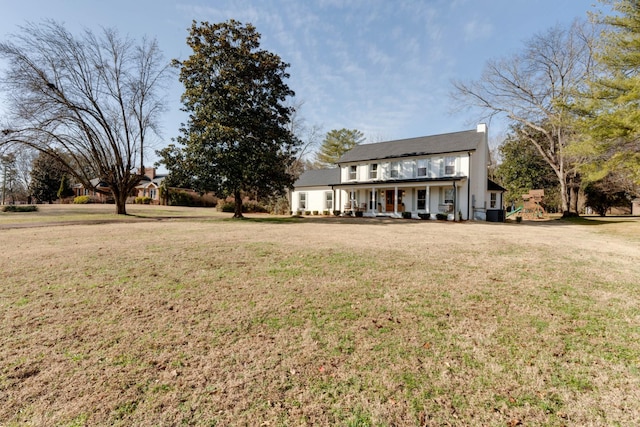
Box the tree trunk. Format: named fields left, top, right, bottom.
left=233, top=190, right=244, bottom=219
left=559, top=178, right=572, bottom=218
left=114, top=190, right=128, bottom=215
left=570, top=184, right=579, bottom=214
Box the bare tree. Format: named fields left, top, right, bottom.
left=0, top=21, right=170, bottom=214
left=287, top=100, right=323, bottom=175
left=452, top=20, right=597, bottom=216
left=12, top=147, right=37, bottom=202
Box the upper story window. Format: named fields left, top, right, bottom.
left=417, top=159, right=429, bottom=177
left=445, top=157, right=456, bottom=175
left=299, top=192, right=307, bottom=209
left=349, top=165, right=357, bottom=180
left=369, top=163, right=378, bottom=179
left=390, top=162, right=399, bottom=178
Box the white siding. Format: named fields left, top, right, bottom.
left=291, top=187, right=335, bottom=213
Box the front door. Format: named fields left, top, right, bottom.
left=386, top=189, right=404, bottom=212
left=385, top=190, right=394, bottom=212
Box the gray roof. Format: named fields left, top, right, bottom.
left=294, top=168, right=340, bottom=188
left=337, top=129, right=483, bottom=164
left=488, top=179, right=507, bottom=192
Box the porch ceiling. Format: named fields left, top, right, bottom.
left=332, top=176, right=466, bottom=189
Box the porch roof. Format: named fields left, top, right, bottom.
left=488, top=179, right=507, bottom=192
left=332, top=176, right=465, bottom=188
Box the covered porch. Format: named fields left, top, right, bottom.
left=335, top=178, right=467, bottom=219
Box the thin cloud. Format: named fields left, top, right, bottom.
left=463, top=18, right=494, bottom=42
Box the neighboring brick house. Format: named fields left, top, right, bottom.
left=292, top=124, right=506, bottom=221
left=72, top=168, right=167, bottom=204
left=134, top=168, right=167, bottom=203
left=72, top=178, right=111, bottom=202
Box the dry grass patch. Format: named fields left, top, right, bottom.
left=0, top=204, right=221, bottom=228
left=1, top=210, right=639, bottom=426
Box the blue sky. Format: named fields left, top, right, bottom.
left=0, top=0, right=603, bottom=158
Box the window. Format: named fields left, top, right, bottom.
left=390, top=162, right=399, bottom=178
left=444, top=188, right=454, bottom=204
left=349, top=165, right=357, bottom=180
left=436, top=158, right=444, bottom=176
left=369, top=190, right=378, bottom=210
left=325, top=191, right=333, bottom=210
left=417, top=189, right=426, bottom=210
left=490, top=193, right=497, bottom=208
left=369, top=163, right=378, bottom=179
left=299, top=192, right=307, bottom=210
left=417, top=159, right=428, bottom=177
left=445, top=157, right=456, bottom=175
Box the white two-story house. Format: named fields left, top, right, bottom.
left=292, top=124, right=505, bottom=221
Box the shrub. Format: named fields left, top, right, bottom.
left=135, top=196, right=152, bottom=204
left=333, top=210, right=341, bottom=216
left=220, top=201, right=236, bottom=212
left=169, top=191, right=196, bottom=207
left=243, top=200, right=269, bottom=213
left=436, top=213, right=448, bottom=221
left=219, top=200, right=269, bottom=213
left=312, top=210, right=319, bottom=215
left=402, top=211, right=412, bottom=219
left=2, top=205, right=38, bottom=212
left=169, top=190, right=217, bottom=207
left=264, top=195, right=290, bottom=215
left=73, top=195, right=92, bottom=204
left=323, top=210, right=330, bottom=216
left=305, top=211, right=311, bottom=216
left=418, top=213, right=430, bottom=220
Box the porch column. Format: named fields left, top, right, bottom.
left=371, top=187, right=375, bottom=212
left=426, top=186, right=430, bottom=213
left=333, top=189, right=337, bottom=212
left=453, top=183, right=458, bottom=221
left=394, top=186, right=398, bottom=214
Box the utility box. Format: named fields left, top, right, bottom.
left=486, top=209, right=505, bottom=222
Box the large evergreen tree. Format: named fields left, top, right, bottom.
left=29, top=151, right=69, bottom=203
left=315, top=128, right=365, bottom=167
left=576, top=0, right=640, bottom=186
left=160, top=20, right=300, bottom=218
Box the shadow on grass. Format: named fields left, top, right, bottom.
left=226, top=215, right=431, bottom=226
left=560, top=216, right=632, bottom=226
left=512, top=216, right=637, bottom=227
left=222, top=216, right=303, bottom=224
